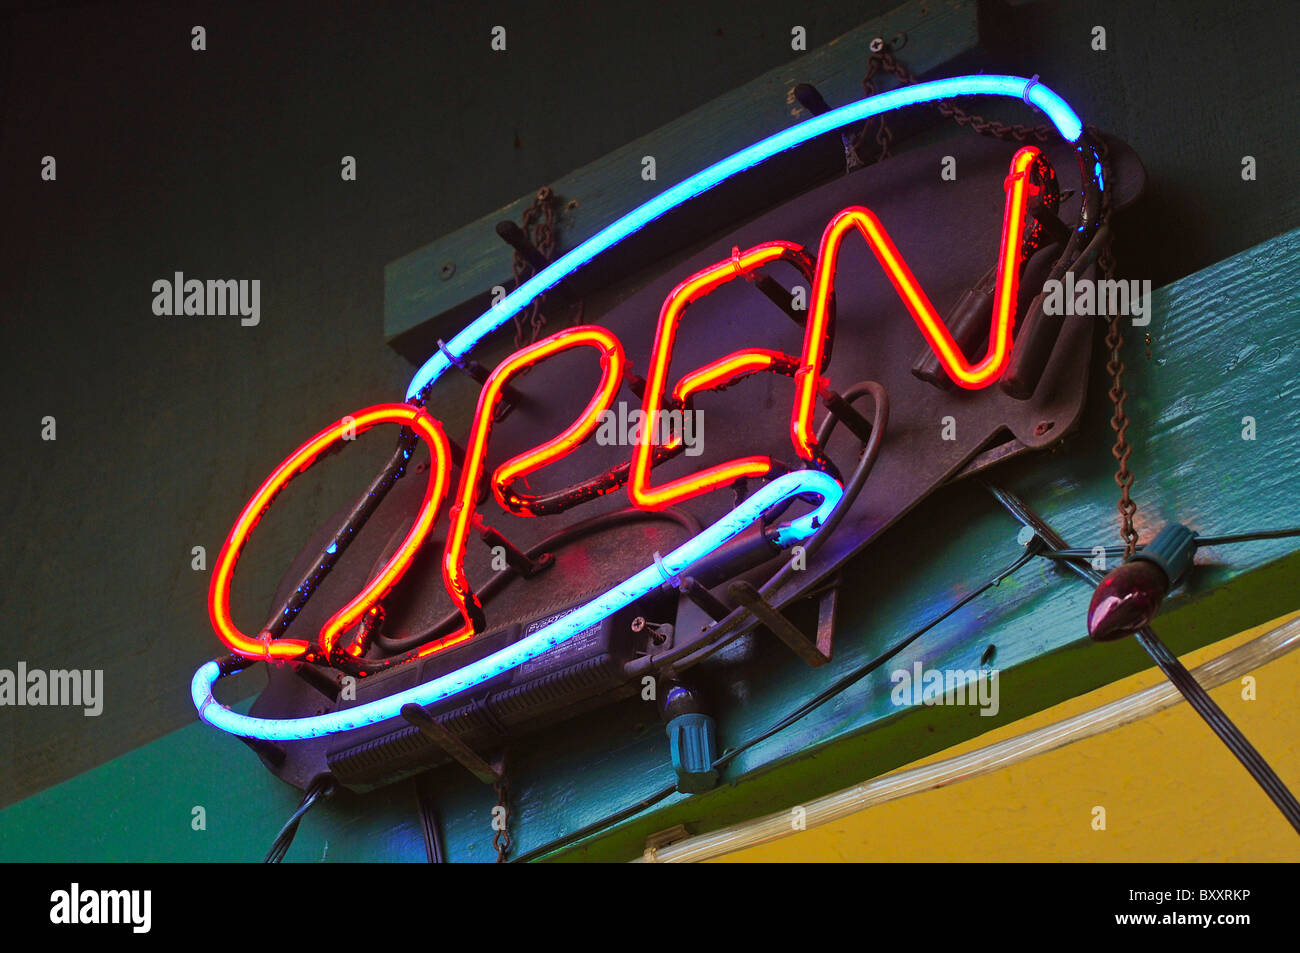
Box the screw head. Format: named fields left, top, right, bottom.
left=439, top=262, right=456, bottom=280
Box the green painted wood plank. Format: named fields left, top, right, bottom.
left=382, top=0, right=979, bottom=350
left=2, top=229, right=1296, bottom=862
left=0, top=698, right=422, bottom=863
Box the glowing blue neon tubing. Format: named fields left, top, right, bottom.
left=406, top=74, right=1083, bottom=402
left=194, top=469, right=843, bottom=740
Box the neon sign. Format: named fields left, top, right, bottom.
left=194, top=75, right=1096, bottom=742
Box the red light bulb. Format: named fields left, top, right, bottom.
left=1086, top=559, right=1170, bottom=641
left=1086, top=523, right=1197, bottom=642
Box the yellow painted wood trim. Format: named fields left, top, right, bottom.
left=715, top=610, right=1300, bottom=862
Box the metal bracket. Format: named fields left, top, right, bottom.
left=642, top=823, right=692, bottom=860
left=728, top=579, right=835, bottom=667
left=435, top=338, right=521, bottom=418
left=478, top=521, right=555, bottom=578
left=401, top=703, right=504, bottom=786
left=679, top=575, right=730, bottom=621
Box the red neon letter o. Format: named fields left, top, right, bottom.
left=208, top=403, right=452, bottom=661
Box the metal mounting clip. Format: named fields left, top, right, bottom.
left=728, top=579, right=836, bottom=667
left=401, top=703, right=504, bottom=786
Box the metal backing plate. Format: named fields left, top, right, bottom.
left=252, top=131, right=1144, bottom=789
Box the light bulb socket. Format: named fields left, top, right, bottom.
left=665, top=712, right=719, bottom=794
left=1127, top=522, right=1196, bottom=586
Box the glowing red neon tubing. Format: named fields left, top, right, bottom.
left=492, top=329, right=626, bottom=516
left=791, top=146, right=1044, bottom=459
left=439, top=326, right=625, bottom=650
left=630, top=241, right=809, bottom=510
left=671, top=349, right=799, bottom=404
left=657, top=349, right=800, bottom=454
left=208, top=403, right=452, bottom=661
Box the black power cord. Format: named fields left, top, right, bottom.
left=711, top=544, right=1040, bottom=772
left=415, top=774, right=446, bottom=863
left=263, top=777, right=335, bottom=863
left=1038, top=526, right=1300, bottom=563
left=511, top=784, right=679, bottom=864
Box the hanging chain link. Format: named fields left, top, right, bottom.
left=1091, top=131, right=1139, bottom=558
left=509, top=187, right=585, bottom=347
left=862, top=44, right=1138, bottom=553
left=854, top=43, right=1053, bottom=167
left=1102, top=259, right=1138, bottom=558
left=492, top=771, right=512, bottom=862
left=510, top=187, right=557, bottom=347
left=857, top=45, right=901, bottom=163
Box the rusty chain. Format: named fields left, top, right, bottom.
left=862, top=45, right=1138, bottom=554
left=1091, top=131, right=1140, bottom=557
left=854, top=43, right=1053, bottom=167
left=510, top=187, right=557, bottom=346
left=856, top=46, right=900, bottom=163
left=509, top=186, right=585, bottom=347
left=1102, top=255, right=1138, bottom=558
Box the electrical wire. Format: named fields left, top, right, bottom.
left=712, top=542, right=1040, bottom=770
left=263, top=777, right=334, bottom=863
left=983, top=480, right=1300, bottom=834
left=510, top=784, right=680, bottom=864
left=513, top=500, right=1300, bottom=860
left=1189, top=527, right=1300, bottom=547
left=415, top=774, right=445, bottom=863
left=511, top=536, right=1037, bottom=863
left=1039, top=525, right=1300, bottom=562
left=638, top=612, right=1300, bottom=862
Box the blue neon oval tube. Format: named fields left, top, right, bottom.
left=193, top=75, right=1085, bottom=742
left=194, top=468, right=842, bottom=740
left=405, top=75, right=1083, bottom=402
